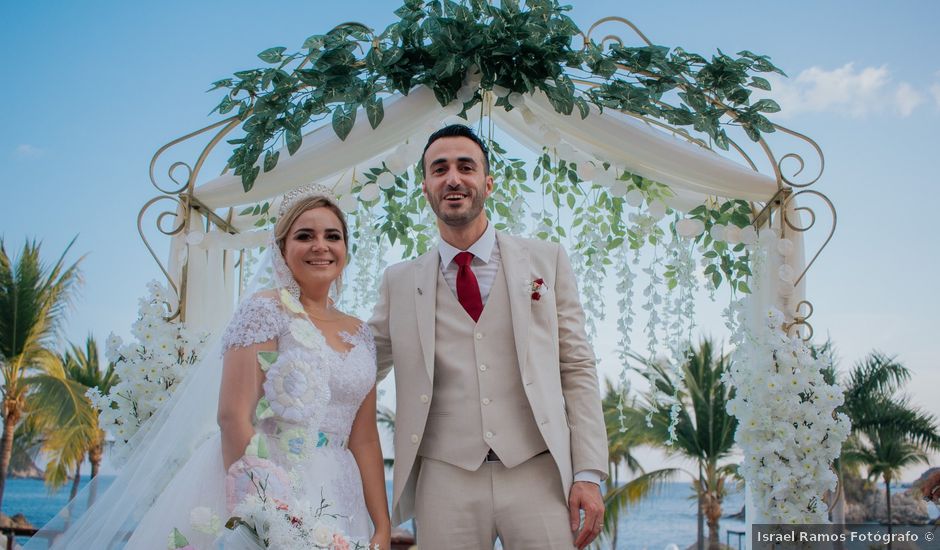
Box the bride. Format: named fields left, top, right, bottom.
left=27, top=185, right=391, bottom=549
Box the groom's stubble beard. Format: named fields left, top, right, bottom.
left=427, top=184, right=486, bottom=228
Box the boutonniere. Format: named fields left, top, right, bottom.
left=529, top=278, right=545, bottom=301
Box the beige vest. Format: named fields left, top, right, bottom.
left=418, top=266, right=548, bottom=470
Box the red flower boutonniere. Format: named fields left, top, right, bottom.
left=529, top=278, right=545, bottom=301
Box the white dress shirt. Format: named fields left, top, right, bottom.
left=437, top=224, right=602, bottom=487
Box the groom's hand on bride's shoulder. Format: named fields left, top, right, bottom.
left=569, top=480, right=604, bottom=549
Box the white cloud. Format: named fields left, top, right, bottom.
left=14, top=144, right=43, bottom=159
left=765, top=63, right=927, bottom=118
left=894, top=82, right=924, bottom=117
left=931, top=83, right=940, bottom=109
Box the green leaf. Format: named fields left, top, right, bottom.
left=752, top=98, right=781, bottom=113
left=575, top=97, right=590, bottom=119
left=258, top=47, right=286, bottom=64
left=332, top=104, right=357, bottom=141
left=749, top=76, right=771, bottom=90
left=171, top=528, right=189, bottom=548
left=365, top=95, right=384, bottom=129
left=738, top=281, right=752, bottom=293
left=286, top=128, right=302, bottom=155
left=238, top=206, right=254, bottom=216
left=263, top=150, right=279, bottom=173
left=303, top=34, right=326, bottom=50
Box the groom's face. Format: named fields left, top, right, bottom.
left=422, top=136, right=493, bottom=228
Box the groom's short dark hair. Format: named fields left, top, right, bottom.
left=421, top=124, right=490, bottom=176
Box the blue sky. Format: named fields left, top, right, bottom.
left=2, top=1, right=939, bottom=479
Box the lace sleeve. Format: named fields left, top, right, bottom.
left=221, top=295, right=284, bottom=352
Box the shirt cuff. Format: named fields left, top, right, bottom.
left=573, top=470, right=604, bottom=486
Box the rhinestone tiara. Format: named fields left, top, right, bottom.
left=278, top=183, right=340, bottom=217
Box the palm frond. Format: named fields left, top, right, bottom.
left=602, top=468, right=679, bottom=534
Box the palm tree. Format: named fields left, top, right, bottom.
left=30, top=336, right=118, bottom=500
left=840, top=352, right=940, bottom=536
left=0, top=238, right=84, bottom=508
left=600, top=380, right=678, bottom=549
left=626, top=339, right=738, bottom=550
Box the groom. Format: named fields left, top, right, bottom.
left=369, top=124, right=608, bottom=549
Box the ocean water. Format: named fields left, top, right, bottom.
left=3, top=478, right=752, bottom=549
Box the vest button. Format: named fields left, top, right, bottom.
left=482, top=398, right=491, bottom=405
left=475, top=332, right=483, bottom=340
left=479, top=364, right=487, bottom=372
left=484, top=431, right=494, bottom=439
left=410, top=434, right=419, bottom=444
left=420, top=394, right=429, bottom=404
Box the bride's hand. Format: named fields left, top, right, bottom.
left=369, top=527, right=391, bottom=550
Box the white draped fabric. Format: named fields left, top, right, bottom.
left=178, top=82, right=804, bottom=344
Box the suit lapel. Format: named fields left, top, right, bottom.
left=414, top=251, right=439, bottom=382
left=498, top=233, right=531, bottom=378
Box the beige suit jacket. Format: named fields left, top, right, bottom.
left=368, top=231, right=609, bottom=525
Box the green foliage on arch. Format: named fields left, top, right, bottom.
left=211, top=0, right=784, bottom=193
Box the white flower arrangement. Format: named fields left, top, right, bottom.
left=87, top=281, right=209, bottom=464
left=723, top=235, right=850, bottom=523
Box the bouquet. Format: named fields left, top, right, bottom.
left=169, top=475, right=375, bottom=550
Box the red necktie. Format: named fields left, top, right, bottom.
left=454, top=251, right=483, bottom=322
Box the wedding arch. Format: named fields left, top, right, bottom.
left=131, top=0, right=843, bottom=543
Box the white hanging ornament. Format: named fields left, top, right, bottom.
left=456, top=85, right=477, bottom=104
left=778, top=264, right=795, bottom=284
left=384, top=153, right=406, bottom=176
left=376, top=172, right=396, bottom=190
left=185, top=232, right=205, bottom=246
left=338, top=193, right=358, bottom=213
left=709, top=224, right=727, bottom=241
left=594, top=167, right=615, bottom=189
left=740, top=225, right=759, bottom=245
left=676, top=218, right=705, bottom=238
left=507, top=92, right=524, bottom=107
left=777, top=238, right=795, bottom=257
left=648, top=200, right=667, bottom=220
left=576, top=162, right=596, bottom=182
left=609, top=180, right=628, bottom=198
left=359, top=183, right=380, bottom=202
left=624, top=189, right=644, bottom=208
left=724, top=225, right=742, bottom=244
left=758, top=227, right=778, bottom=246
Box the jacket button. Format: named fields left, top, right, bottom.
left=420, top=394, right=429, bottom=403
left=475, top=332, right=483, bottom=340
left=411, top=434, right=419, bottom=444
left=482, top=398, right=491, bottom=405
left=479, top=364, right=487, bottom=372
left=484, top=431, right=494, bottom=439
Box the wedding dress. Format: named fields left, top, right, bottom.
left=26, top=239, right=377, bottom=549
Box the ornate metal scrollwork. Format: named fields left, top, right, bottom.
left=140, top=114, right=245, bottom=321
left=783, top=300, right=815, bottom=341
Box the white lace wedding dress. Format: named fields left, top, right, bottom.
left=29, top=290, right=376, bottom=550
left=221, top=292, right=376, bottom=536
left=123, top=291, right=377, bottom=548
